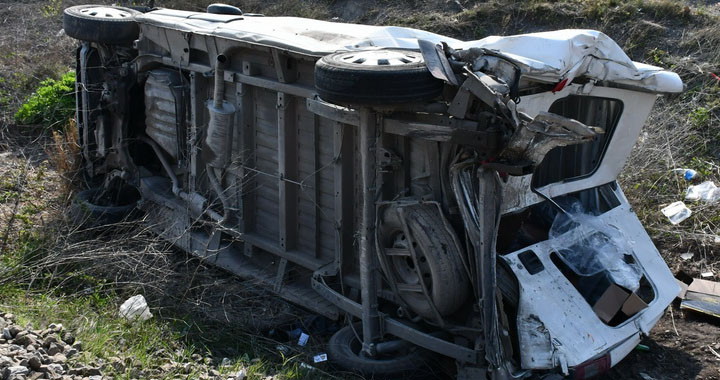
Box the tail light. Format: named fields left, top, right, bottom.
left=571, top=353, right=611, bottom=379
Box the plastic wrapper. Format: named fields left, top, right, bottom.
left=549, top=201, right=642, bottom=291
left=685, top=181, right=720, bottom=203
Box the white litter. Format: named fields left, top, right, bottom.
left=661, top=201, right=692, bottom=225
left=118, top=295, right=153, bottom=321
left=680, top=252, right=694, bottom=261
left=701, top=271, right=714, bottom=278
left=297, top=332, right=309, bottom=346
left=313, top=353, right=327, bottom=363
left=686, top=181, right=720, bottom=202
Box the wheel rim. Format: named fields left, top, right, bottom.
left=339, top=50, right=423, bottom=66
left=387, top=231, right=433, bottom=292
left=79, top=6, right=134, bottom=19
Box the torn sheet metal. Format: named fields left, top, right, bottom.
left=136, top=11, right=681, bottom=93
left=501, top=111, right=603, bottom=165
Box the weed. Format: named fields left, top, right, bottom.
left=14, top=71, right=75, bottom=129
left=690, top=106, right=711, bottom=127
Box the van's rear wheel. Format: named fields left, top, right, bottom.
left=327, top=323, right=435, bottom=379
left=63, top=5, right=140, bottom=44
left=314, top=49, right=443, bottom=105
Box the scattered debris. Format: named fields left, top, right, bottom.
left=686, top=181, right=720, bottom=202
left=118, top=295, right=153, bottom=321
left=639, top=372, right=657, bottom=380
left=702, top=271, right=715, bottom=278
left=673, top=168, right=698, bottom=181
left=635, top=344, right=650, bottom=352
left=297, top=332, right=309, bottom=346
left=680, top=278, right=720, bottom=319
left=313, top=353, right=328, bottom=363
left=661, top=201, right=692, bottom=225
left=680, top=252, right=695, bottom=261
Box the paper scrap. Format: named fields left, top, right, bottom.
left=298, top=332, right=309, bottom=346
left=313, top=353, right=327, bottom=363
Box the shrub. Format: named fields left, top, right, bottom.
left=14, top=71, right=75, bottom=128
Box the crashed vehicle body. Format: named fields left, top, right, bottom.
left=64, top=4, right=681, bottom=379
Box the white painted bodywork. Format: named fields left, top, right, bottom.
left=137, top=11, right=683, bottom=93
left=502, top=188, right=679, bottom=369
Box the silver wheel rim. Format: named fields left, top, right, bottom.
left=339, top=50, right=422, bottom=66
left=79, top=6, right=133, bottom=19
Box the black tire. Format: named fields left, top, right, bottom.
left=63, top=5, right=141, bottom=45
left=70, top=186, right=140, bottom=227
left=378, top=204, right=470, bottom=319
left=327, top=323, right=436, bottom=379
left=315, top=49, right=443, bottom=105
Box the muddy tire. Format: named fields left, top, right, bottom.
left=327, top=323, right=435, bottom=379
left=70, top=186, right=140, bottom=227
left=378, top=204, right=470, bottom=319
left=314, top=49, right=443, bottom=105
left=63, top=5, right=141, bottom=45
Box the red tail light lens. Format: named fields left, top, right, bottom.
left=572, top=353, right=611, bottom=379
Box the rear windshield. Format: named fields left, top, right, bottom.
left=532, top=95, right=623, bottom=188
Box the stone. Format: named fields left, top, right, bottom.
left=59, top=332, right=74, bottom=346
left=3, top=328, right=13, bottom=340
left=46, top=344, right=62, bottom=357
left=42, top=337, right=57, bottom=349
left=3, top=366, right=30, bottom=378
left=88, top=377, right=102, bottom=380
left=64, top=349, right=77, bottom=358
left=47, top=363, right=64, bottom=374
left=50, top=353, right=66, bottom=364
left=28, top=372, right=45, bottom=380
left=8, top=326, right=21, bottom=338
left=14, top=334, right=36, bottom=347
left=70, top=342, right=82, bottom=351
left=28, top=355, right=42, bottom=371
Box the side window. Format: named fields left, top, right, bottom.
left=532, top=96, right=623, bottom=188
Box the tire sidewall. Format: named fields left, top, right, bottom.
left=63, top=5, right=141, bottom=45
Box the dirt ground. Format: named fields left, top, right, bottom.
left=2, top=1, right=720, bottom=379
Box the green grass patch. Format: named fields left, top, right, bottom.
left=14, top=71, right=75, bottom=129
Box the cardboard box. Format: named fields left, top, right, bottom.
left=592, top=283, right=648, bottom=323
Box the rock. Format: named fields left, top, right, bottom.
left=88, top=376, right=102, bottom=380
left=8, top=326, right=20, bottom=338
left=46, top=344, right=62, bottom=357
left=5, top=314, right=15, bottom=321
left=3, top=366, right=30, bottom=378
left=50, top=353, right=66, bottom=364
left=14, top=334, right=35, bottom=347
left=42, top=337, right=57, bottom=349
left=64, top=349, right=77, bottom=358
left=3, top=328, right=13, bottom=340
left=28, top=355, right=42, bottom=371
left=0, top=355, right=13, bottom=366
left=59, top=332, right=73, bottom=346
left=160, top=363, right=173, bottom=373
left=70, top=342, right=81, bottom=351
left=28, top=372, right=44, bottom=380
left=47, top=363, right=64, bottom=375
left=209, top=369, right=220, bottom=377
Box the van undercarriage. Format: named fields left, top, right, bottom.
left=65, top=4, right=681, bottom=379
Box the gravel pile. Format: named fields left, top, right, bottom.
left=0, top=313, right=247, bottom=380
